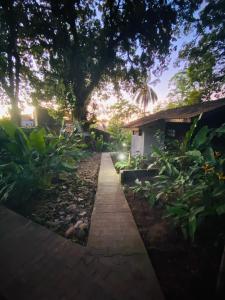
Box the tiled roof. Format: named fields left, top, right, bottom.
left=124, top=98, right=225, bottom=128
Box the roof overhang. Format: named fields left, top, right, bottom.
left=165, top=118, right=192, bottom=123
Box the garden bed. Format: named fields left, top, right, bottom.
left=14, top=153, right=101, bottom=246
left=124, top=187, right=224, bottom=300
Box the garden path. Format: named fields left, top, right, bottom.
left=0, top=153, right=164, bottom=300
left=88, top=153, right=164, bottom=300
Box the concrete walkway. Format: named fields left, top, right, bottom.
left=88, top=153, right=164, bottom=300
left=0, top=153, right=164, bottom=300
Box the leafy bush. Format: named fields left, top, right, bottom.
left=89, top=131, right=109, bottom=152
left=132, top=120, right=225, bottom=241
left=107, top=119, right=131, bottom=151
left=115, top=154, right=148, bottom=171
left=0, top=120, right=81, bottom=207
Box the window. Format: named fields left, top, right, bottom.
left=167, top=129, right=175, bottom=137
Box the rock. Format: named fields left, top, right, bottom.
left=66, top=204, right=77, bottom=213
left=79, top=211, right=87, bottom=217
left=79, top=223, right=88, bottom=231
left=65, top=225, right=75, bottom=238
left=59, top=201, right=69, bottom=206
left=74, top=220, right=83, bottom=229
left=77, top=197, right=84, bottom=202
left=59, top=211, right=65, bottom=216
left=65, top=215, right=73, bottom=223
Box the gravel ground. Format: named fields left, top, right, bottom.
left=20, top=153, right=101, bottom=246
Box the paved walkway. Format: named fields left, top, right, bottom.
left=0, top=153, right=164, bottom=300
left=88, top=153, right=164, bottom=300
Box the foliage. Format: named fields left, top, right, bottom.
left=89, top=131, right=108, bottom=152
left=0, top=1, right=43, bottom=123
left=115, top=154, right=148, bottom=172
left=167, top=70, right=202, bottom=107
left=0, top=1, right=204, bottom=122
left=132, top=120, right=225, bottom=241
left=109, top=99, right=141, bottom=124
left=134, top=73, right=158, bottom=114
left=131, top=179, right=156, bottom=206
left=107, top=119, right=131, bottom=151
left=177, top=0, right=225, bottom=100
left=0, top=120, right=84, bottom=207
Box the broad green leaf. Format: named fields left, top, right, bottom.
left=216, top=204, right=225, bottom=215
left=29, top=128, right=46, bottom=154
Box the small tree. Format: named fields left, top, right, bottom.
left=134, top=73, right=158, bottom=115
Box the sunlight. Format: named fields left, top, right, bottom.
left=0, top=104, right=35, bottom=119
left=0, top=106, right=10, bottom=118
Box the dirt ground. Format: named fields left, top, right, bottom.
left=16, top=153, right=101, bottom=246
left=125, top=188, right=224, bottom=300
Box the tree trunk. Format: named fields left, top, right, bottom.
left=10, top=101, right=21, bottom=125
left=72, top=105, right=87, bottom=121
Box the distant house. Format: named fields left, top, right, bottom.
left=124, top=98, right=225, bottom=156
left=21, top=114, right=35, bottom=128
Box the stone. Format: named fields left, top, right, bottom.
left=59, top=201, right=69, bottom=206
left=65, top=215, right=73, bottom=223
left=79, top=211, right=87, bottom=217
left=77, top=197, right=84, bottom=202
left=66, top=204, right=77, bottom=213
left=74, top=220, right=83, bottom=229
left=65, top=225, right=75, bottom=238
left=79, top=223, right=88, bottom=231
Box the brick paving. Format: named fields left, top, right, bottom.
left=0, top=153, right=164, bottom=300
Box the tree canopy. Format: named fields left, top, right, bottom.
left=0, top=0, right=203, bottom=122
left=177, top=0, right=225, bottom=101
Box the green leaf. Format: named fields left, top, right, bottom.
left=0, top=120, right=17, bottom=138
left=216, top=204, right=225, bottom=215
left=29, top=128, right=46, bottom=153
left=188, top=215, right=197, bottom=241
left=191, top=125, right=209, bottom=149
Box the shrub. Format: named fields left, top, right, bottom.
left=115, top=154, right=148, bottom=171
left=132, top=120, right=225, bottom=241
left=0, top=120, right=80, bottom=207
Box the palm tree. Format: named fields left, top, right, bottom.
left=135, top=73, right=158, bottom=115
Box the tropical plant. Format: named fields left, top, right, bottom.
left=135, top=73, right=158, bottom=115
left=0, top=120, right=80, bottom=207
left=177, top=0, right=225, bottom=100
left=133, top=120, right=225, bottom=241
left=115, top=154, right=148, bottom=171
left=89, top=131, right=108, bottom=152
left=108, top=119, right=131, bottom=151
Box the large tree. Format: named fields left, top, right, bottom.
left=33, top=0, right=202, bottom=121
left=0, top=0, right=24, bottom=124
left=178, top=0, right=225, bottom=99
left=0, top=0, right=42, bottom=124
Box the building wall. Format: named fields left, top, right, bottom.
left=142, top=121, right=165, bottom=156
left=131, top=134, right=144, bottom=156
left=130, top=121, right=165, bottom=156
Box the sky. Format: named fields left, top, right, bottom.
left=0, top=4, right=199, bottom=120
left=151, top=34, right=194, bottom=105
left=0, top=33, right=194, bottom=120
left=91, top=29, right=195, bottom=124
